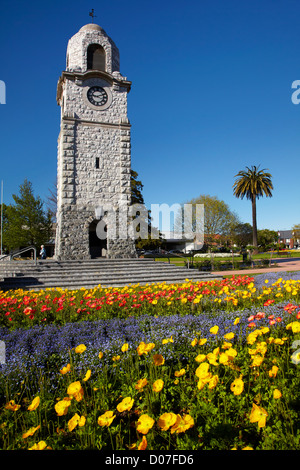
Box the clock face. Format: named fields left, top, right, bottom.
left=87, top=86, right=108, bottom=107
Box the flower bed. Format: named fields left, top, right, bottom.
left=194, top=253, right=240, bottom=258
left=0, top=273, right=300, bottom=450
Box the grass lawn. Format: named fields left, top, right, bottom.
left=150, top=250, right=300, bottom=269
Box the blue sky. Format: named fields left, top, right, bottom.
left=0, top=0, right=300, bottom=232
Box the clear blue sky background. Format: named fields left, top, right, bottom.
left=0, top=0, right=300, bottom=232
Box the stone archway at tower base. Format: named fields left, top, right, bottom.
left=89, top=219, right=107, bottom=258
left=54, top=206, right=137, bottom=260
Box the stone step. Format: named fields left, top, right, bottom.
left=0, top=259, right=222, bottom=291
left=0, top=275, right=221, bottom=291
left=2, top=269, right=203, bottom=281
left=0, top=260, right=195, bottom=279
left=0, top=266, right=199, bottom=280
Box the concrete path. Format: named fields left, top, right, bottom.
left=213, top=257, right=300, bottom=276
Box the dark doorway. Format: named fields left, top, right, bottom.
left=89, top=220, right=107, bottom=258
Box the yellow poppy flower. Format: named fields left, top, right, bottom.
left=153, top=354, right=165, bottom=366
left=60, top=363, right=71, bottom=375
left=28, top=440, right=47, bottom=450
left=121, top=343, right=129, bottom=352
left=54, top=397, right=72, bottom=416
left=22, top=425, right=40, bottom=439
left=286, top=321, right=300, bottom=333
left=198, top=338, right=207, bottom=346
left=195, top=354, right=206, bottom=363
left=137, top=435, right=147, bottom=450
left=210, top=325, right=219, bottom=335
left=251, top=355, right=264, bottom=367
left=226, top=348, right=237, bottom=360
left=249, top=403, right=268, bottom=428
left=117, top=396, right=134, bottom=412
left=220, top=352, right=230, bottom=365
left=75, top=344, right=86, bottom=354
left=206, top=352, right=218, bottom=366
left=174, top=368, right=186, bottom=377
left=79, top=415, right=86, bottom=427
left=98, top=351, right=104, bottom=359
left=273, top=389, right=282, bottom=399
left=68, top=413, right=81, bottom=432
left=255, top=342, right=267, bottom=356
left=195, top=362, right=210, bottom=379
left=157, top=412, right=177, bottom=431
left=222, top=341, right=232, bottom=350
left=27, top=396, right=40, bottom=411
left=98, top=410, right=116, bottom=427
left=208, top=374, right=219, bottom=389
left=224, top=332, right=235, bottom=340
left=170, top=414, right=194, bottom=434
left=5, top=400, right=21, bottom=411
left=152, top=379, right=164, bottom=392
left=136, top=342, right=148, bottom=356
left=83, top=370, right=91, bottom=381
left=145, top=342, right=155, bottom=352
left=136, top=414, right=155, bottom=434
left=67, top=381, right=84, bottom=402
left=260, top=327, right=269, bottom=334
left=162, top=336, right=174, bottom=344
left=230, top=377, right=244, bottom=395
left=135, top=378, right=148, bottom=390
left=268, top=365, right=279, bottom=378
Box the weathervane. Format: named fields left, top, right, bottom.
left=89, top=9, right=97, bottom=23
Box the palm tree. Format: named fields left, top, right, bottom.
left=233, top=165, right=273, bottom=251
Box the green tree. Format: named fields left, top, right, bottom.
left=292, top=224, right=300, bottom=245
left=231, top=222, right=253, bottom=249
left=175, top=194, right=239, bottom=248
left=130, top=170, right=161, bottom=250
left=46, top=179, right=57, bottom=222
left=0, top=203, right=10, bottom=254
left=130, top=170, right=144, bottom=206
left=4, top=179, right=52, bottom=252
left=233, top=165, right=273, bottom=252
left=257, top=228, right=278, bottom=251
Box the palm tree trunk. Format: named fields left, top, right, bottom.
left=252, top=197, right=258, bottom=254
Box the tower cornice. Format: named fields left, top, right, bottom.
left=56, top=70, right=131, bottom=105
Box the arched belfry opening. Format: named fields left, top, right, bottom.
left=87, top=44, right=106, bottom=71
left=89, top=220, right=107, bottom=258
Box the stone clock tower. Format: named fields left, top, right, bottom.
left=55, top=23, right=137, bottom=259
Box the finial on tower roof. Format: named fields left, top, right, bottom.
left=89, top=9, right=97, bottom=23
